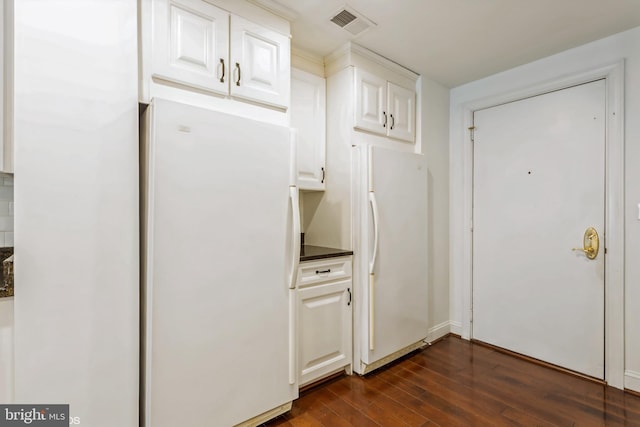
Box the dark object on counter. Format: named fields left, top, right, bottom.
left=0, top=248, right=13, bottom=297
left=300, top=245, right=353, bottom=262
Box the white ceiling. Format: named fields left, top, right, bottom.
left=254, top=0, right=640, bottom=87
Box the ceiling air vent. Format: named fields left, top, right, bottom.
left=330, top=6, right=376, bottom=37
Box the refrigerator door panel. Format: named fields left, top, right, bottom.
left=144, top=99, right=297, bottom=427
left=361, top=146, right=429, bottom=364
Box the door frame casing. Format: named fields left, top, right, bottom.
left=452, top=61, right=624, bottom=388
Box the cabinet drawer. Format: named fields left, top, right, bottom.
left=298, top=257, right=352, bottom=287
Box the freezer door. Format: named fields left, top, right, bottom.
left=362, top=146, right=429, bottom=364
left=142, top=99, right=297, bottom=427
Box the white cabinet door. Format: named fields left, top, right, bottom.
left=354, top=68, right=387, bottom=135
left=291, top=68, right=325, bottom=191
left=298, top=279, right=351, bottom=386
left=152, top=0, right=229, bottom=95
left=230, top=15, right=290, bottom=109
left=387, top=82, right=415, bottom=142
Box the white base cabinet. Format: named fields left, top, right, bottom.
left=297, top=257, right=352, bottom=387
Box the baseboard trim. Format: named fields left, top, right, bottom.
left=450, top=321, right=462, bottom=336
left=426, top=320, right=452, bottom=343
left=624, top=370, right=640, bottom=393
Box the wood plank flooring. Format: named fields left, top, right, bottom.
left=263, top=336, right=640, bottom=426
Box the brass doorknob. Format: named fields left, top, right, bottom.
left=572, top=227, right=599, bottom=260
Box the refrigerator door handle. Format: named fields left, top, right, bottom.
left=288, top=187, right=300, bottom=384
left=289, top=186, right=301, bottom=289
left=369, top=191, right=379, bottom=274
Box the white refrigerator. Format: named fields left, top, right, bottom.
left=352, top=145, right=429, bottom=374
left=140, top=99, right=300, bottom=426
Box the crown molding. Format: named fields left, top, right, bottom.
left=246, top=0, right=299, bottom=22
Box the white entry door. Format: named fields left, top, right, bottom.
left=472, top=80, right=606, bottom=379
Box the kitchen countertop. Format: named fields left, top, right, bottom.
left=0, top=248, right=14, bottom=298
left=300, top=245, right=353, bottom=262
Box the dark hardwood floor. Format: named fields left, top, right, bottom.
left=264, top=336, right=640, bottom=426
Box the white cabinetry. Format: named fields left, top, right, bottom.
left=152, top=0, right=229, bottom=96
left=323, top=42, right=418, bottom=147
left=297, top=257, right=352, bottom=387
left=142, top=0, right=290, bottom=113
left=229, top=15, right=290, bottom=108
left=354, top=68, right=415, bottom=143
left=291, top=68, right=325, bottom=191
left=0, top=0, right=13, bottom=173
left=354, top=68, right=386, bottom=135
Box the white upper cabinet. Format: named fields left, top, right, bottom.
left=230, top=15, right=290, bottom=109
left=152, top=0, right=229, bottom=95
left=387, top=82, right=415, bottom=142
left=143, top=0, right=290, bottom=113
left=354, top=68, right=387, bottom=135
left=291, top=68, right=325, bottom=191
left=354, top=68, right=415, bottom=143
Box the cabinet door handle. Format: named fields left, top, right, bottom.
left=347, top=288, right=352, bottom=306
left=383, top=111, right=387, bottom=128
left=235, top=62, right=241, bottom=86
left=316, top=269, right=331, bottom=274
left=219, top=58, right=225, bottom=83
left=321, top=167, right=325, bottom=184
left=390, top=114, right=394, bottom=130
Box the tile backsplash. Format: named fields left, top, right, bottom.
left=0, top=174, right=13, bottom=247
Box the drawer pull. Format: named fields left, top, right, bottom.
left=316, top=269, right=331, bottom=274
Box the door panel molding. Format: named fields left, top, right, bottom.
left=452, top=60, right=624, bottom=388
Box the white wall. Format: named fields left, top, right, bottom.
left=13, top=1, right=139, bottom=425
left=450, top=26, right=640, bottom=391
left=419, top=78, right=451, bottom=340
